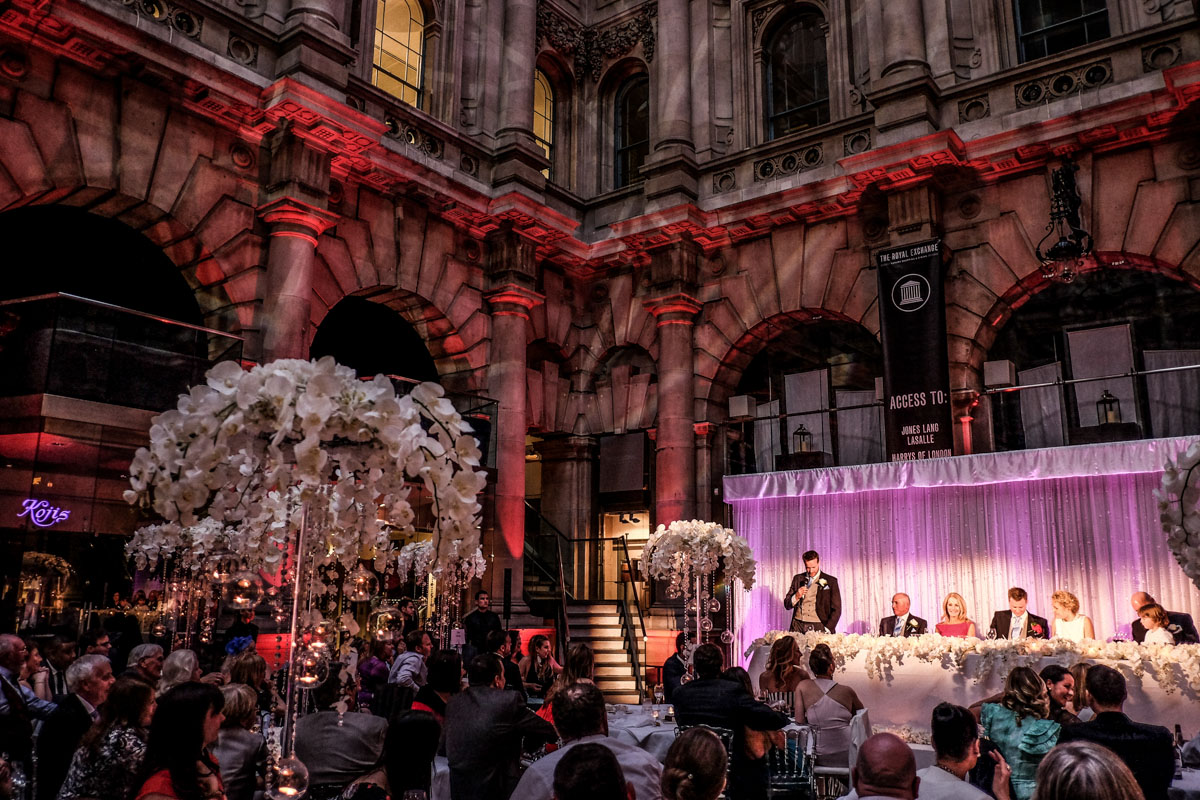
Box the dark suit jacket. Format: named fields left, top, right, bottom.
left=878, top=615, right=928, bottom=637
left=444, top=686, right=557, bottom=800
left=987, top=610, right=1049, bottom=639
left=1058, top=711, right=1175, bottom=800
left=36, top=693, right=94, bottom=800
left=675, top=678, right=790, bottom=800
left=500, top=657, right=526, bottom=700
left=783, top=572, right=842, bottom=632
left=662, top=653, right=687, bottom=702
left=1131, top=610, right=1199, bottom=644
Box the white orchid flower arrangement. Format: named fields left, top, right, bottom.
left=642, top=519, right=757, bottom=594
left=1155, top=440, right=1200, bottom=590
left=123, top=357, right=488, bottom=585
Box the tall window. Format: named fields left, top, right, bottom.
left=372, top=0, right=425, bottom=106
left=533, top=70, right=555, bottom=180
left=1014, top=0, right=1110, bottom=63
left=765, top=12, right=829, bottom=140
left=614, top=76, right=649, bottom=189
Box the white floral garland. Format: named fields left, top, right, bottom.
left=124, top=357, right=488, bottom=583
left=642, top=519, right=757, bottom=592
left=746, top=631, right=1200, bottom=694
left=1155, top=441, right=1200, bottom=590
left=21, top=551, right=73, bottom=577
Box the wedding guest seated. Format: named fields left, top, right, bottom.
left=878, top=593, right=927, bottom=637
left=674, top=643, right=788, bottom=800
left=794, top=643, right=864, bottom=769
left=411, top=648, right=463, bottom=724
left=20, top=638, right=51, bottom=702
left=1138, top=603, right=1176, bottom=645
left=356, top=639, right=392, bottom=710
left=1049, top=590, right=1095, bottom=641
left=1038, top=665, right=1079, bottom=725
left=661, top=727, right=727, bottom=800
left=510, top=681, right=662, bottom=800
left=486, top=629, right=526, bottom=700
left=58, top=676, right=154, bottom=800
left=1129, top=591, right=1199, bottom=644
left=920, top=703, right=1010, bottom=800
left=934, top=592, right=977, bottom=638
left=294, top=665, right=387, bottom=800
left=551, top=743, right=630, bottom=800
left=847, top=733, right=919, bottom=800
left=387, top=628, right=433, bottom=690
left=1057, top=664, right=1175, bottom=800
left=520, top=634, right=562, bottom=699
left=980, top=667, right=1060, bottom=800
left=722, top=667, right=785, bottom=761
left=158, top=649, right=224, bottom=697
left=988, top=587, right=1048, bottom=640
left=758, top=635, right=809, bottom=695
left=338, top=711, right=441, bottom=799
left=135, top=682, right=226, bottom=800
left=79, top=629, right=113, bottom=659
left=538, top=642, right=595, bottom=728
left=37, top=654, right=115, bottom=800
left=212, top=683, right=266, bottom=800
left=1068, top=663, right=1093, bottom=721
left=121, top=643, right=164, bottom=686
left=1032, top=741, right=1145, bottom=800
left=444, top=654, right=557, bottom=800
left=228, top=650, right=285, bottom=723
left=663, top=632, right=688, bottom=702
left=0, top=634, right=56, bottom=767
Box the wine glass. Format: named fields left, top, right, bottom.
left=653, top=683, right=664, bottom=705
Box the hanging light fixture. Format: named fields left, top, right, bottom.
left=1035, top=155, right=1093, bottom=284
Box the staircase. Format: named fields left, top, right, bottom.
left=566, top=600, right=644, bottom=704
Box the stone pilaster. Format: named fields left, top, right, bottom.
left=258, top=197, right=338, bottom=361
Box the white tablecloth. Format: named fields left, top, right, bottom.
left=607, top=705, right=679, bottom=762
left=746, top=646, right=1199, bottom=730
left=1172, top=769, right=1200, bottom=800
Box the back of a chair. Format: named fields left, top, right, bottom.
left=847, top=708, right=872, bottom=770
left=675, top=723, right=737, bottom=768
left=768, top=725, right=814, bottom=780
left=764, top=690, right=792, bottom=711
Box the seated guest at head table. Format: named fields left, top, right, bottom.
left=935, top=592, right=977, bottom=638
left=1129, top=590, right=1199, bottom=644
left=1049, top=590, right=1095, bottom=641
left=878, top=592, right=927, bottom=637
left=988, top=587, right=1049, bottom=640
left=1138, top=603, right=1177, bottom=645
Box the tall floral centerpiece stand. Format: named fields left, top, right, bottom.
left=1157, top=441, right=1200, bottom=590
left=124, top=357, right=487, bottom=798
left=641, top=520, right=756, bottom=653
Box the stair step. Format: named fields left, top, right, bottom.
left=604, top=693, right=643, bottom=704
left=568, top=628, right=625, bottom=639
left=594, top=665, right=636, bottom=677
left=566, top=615, right=623, bottom=627
left=593, top=652, right=631, bottom=664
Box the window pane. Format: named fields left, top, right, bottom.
left=765, top=12, right=829, bottom=140
left=533, top=70, right=554, bottom=179
left=372, top=0, right=425, bottom=106
left=1014, top=0, right=1109, bottom=63
left=615, top=76, right=650, bottom=188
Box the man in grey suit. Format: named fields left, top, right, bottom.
left=445, top=654, right=557, bottom=800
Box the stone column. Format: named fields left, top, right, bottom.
left=880, top=0, right=928, bottom=79
left=644, top=293, right=701, bottom=525
left=654, top=0, right=693, bottom=151
left=693, top=422, right=715, bottom=523
left=258, top=198, right=338, bottom=361
left=485, top=282, right=544, bottom=602
left=497, top=0, right=536, bottom=139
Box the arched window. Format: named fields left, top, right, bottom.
left=764, top=11, right=829, bottom=140
left=533, top=70, right=555, bottom=180
left=372, top=0, right=425, bottom=106
left=1013, top=0, right=1109, bottom=63
left=614, top=75, right=650, bottom=189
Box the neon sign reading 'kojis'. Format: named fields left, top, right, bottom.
left=18, top=498, right=71, bottom=528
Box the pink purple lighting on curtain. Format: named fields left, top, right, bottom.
left=728, top=439, right=1200, bottom=663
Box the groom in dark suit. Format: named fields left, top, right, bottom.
left=988, top=587, right=1049, bottom=640
left=783, top=550, right=842, bottom=633
left=878, top=593, right=928, bottom=637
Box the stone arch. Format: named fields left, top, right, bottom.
left=309, top=296, right=440, bottom=382
left=586, top=343, right=658, bottom=434
left=526, top=338, right=572, bottom=433
left=0, top=63, right=261, bottom=339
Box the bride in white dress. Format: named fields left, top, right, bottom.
left=1051, top=589, right=1096, bottom=641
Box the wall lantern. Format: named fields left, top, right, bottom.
left=1096, top=389, right=1121, bottom=425
left=1035, top=155, right=1093, bottom=284
left=792, top=424, right=813, bottom=453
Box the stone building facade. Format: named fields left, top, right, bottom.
left=1, top=0, right=1199, bottom=604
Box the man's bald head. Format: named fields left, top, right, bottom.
left=1131, top=592, right=1154, bottom=612
left=852, top=733, right=919, bottom=799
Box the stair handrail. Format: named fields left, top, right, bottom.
left=523, top=501, right=574, bottom=658
left=616, top=534, right=647, bottom=699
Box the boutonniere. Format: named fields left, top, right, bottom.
left=908, top=619, right=920, bottom=629
left=818, top=578, right=828, bottom=588
left=1030, top=623, right=1043, bottom=635
left=1168, top=623, right=1182, bottom=634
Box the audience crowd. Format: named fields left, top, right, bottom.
left=0, top=596, right=1194, bottom=800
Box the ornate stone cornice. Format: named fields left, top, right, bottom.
left=485, top=284, right=546, bottom=319
left=643, top=293, right=702, bottom=326
left=257, top=197, right=339, bottom=245
left=536, top=2, right=657, bottom=83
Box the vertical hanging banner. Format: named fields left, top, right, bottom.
left=876, top=239, right=954, bottom=461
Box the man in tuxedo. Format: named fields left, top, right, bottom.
left=783, top=550, right=842, bottom=633
left=444, top=654, right=557, bottom=800
left=662, top=631, right=688, bottom=702
left=1129, top=591, right=1199, bottom=644
left=674, top=643, right=789, bottom=800
left=987, top=587, right=1048, bottom=640
left=878, top=593, right=927, bottom=637
left=1058, top=665, right=1174, bottom=800
left=43, top=635, right=77, bottom=698
left=36, top=654, right=114, bottom=800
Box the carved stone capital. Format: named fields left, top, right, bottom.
left=643, top=292, right=702, bottom=326
left=485, top=283, right=546, bottom=319
left=257, top=197, right=339, bottom=246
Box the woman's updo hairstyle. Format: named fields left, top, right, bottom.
left=661, top=727, right=727, bottom=800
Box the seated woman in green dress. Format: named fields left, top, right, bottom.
left=981, top=666, right=1061, bottom=800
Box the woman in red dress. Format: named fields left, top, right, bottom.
left=935, top=592, right=978, bottom=638
left=136, top=682, right=226, bottom=800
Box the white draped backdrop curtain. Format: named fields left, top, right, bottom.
left=726, top=437, right=1200, bottom=664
